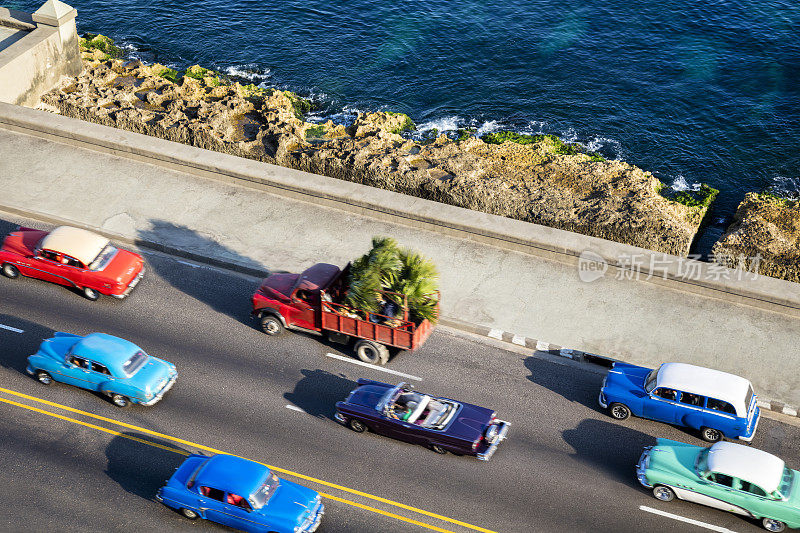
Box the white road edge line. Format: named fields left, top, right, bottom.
left=285, top=404, right=307, bottom=414
left=325, top=353, right=422, bottom=381
left=0, top=324, right=23, bottom=333
left=176, top=260, right=205, bottom=268
left=639, top=505, right=739, bottom=533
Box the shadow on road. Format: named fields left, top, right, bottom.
left=284, top=369, right=357, bottom=420
left=137, top=219, right=269, bottom=325
left=105, top=431, right=190, bottom=500
left=524, top=356, right=605, bottom=411
left=0, top=314, right=55, bottom=375
left=563, top=418, right=655, bottom=484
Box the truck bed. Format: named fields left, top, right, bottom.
left=321, top=301, right=435, bottom=351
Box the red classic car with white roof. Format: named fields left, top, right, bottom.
left=0, top=226, right=144, bottom=300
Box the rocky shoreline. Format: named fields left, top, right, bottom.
left=712, top=193, right=800, bottom=283
left=33, top=35, right=724, bottom=258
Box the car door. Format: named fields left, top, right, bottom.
left=57, top=356, right=94, bottom=388
left=703, top=398, right=740, bottom=436
left=287, top=289, right=318, bottom=330
left=197, top=486, right=227, bottom=524
left=674, top=391, right=706, bottom=430
left=83, top=360, right=114, bottom=392
left=30, top=249, right=65, bottom=285
left=214, top=493, right=260, bottom=531
left=695, top=473, right=752, bottom=516
left=642, top=387, right=680, bottom=423
left=56, top=254, right=87, bottom=288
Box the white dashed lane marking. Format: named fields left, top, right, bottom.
left=325, top=353, right=422, bottom=381
left=0, top=324, right=23, bottom=333
left=639, top=506, right=739, bottom=533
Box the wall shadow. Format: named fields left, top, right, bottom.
left=0, top=314, right=55, bottom=375
left=525, top=355, right=605, bottom=411
left=563, top=418, right=655, bottom=485
left=137, top=219, right=275, bottom=325
left=284, top=369, right=357, bottom=420
left=104, top=432, right=190, bottom=500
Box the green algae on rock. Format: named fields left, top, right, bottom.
left=40, top=54, right=715, bottom=257
left=712, top=192, right=800, bottom=283
left=79, top=33, right=123, bottom=61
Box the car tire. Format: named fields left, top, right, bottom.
left=111, top=394, right=129, bottom=408
left=180, top=508, right=199, bottom=520
left=348, top=418, right=367, bottom=433
left=431, top=444, right=447, bottom=455
left=354, top=340, right=389, bottom=365
left=609, top=403, right=631, bottom=420
left=652, top=485, right=675, bottom=502
left=259, top=314, right=284, bottom=336
left=1, top=263, right=19, bottom=279
left=701, top=427, right=722, bottom=442
left=35, top=370, right=53, bottom=385
left=82, top=286, right=100, bottom=301
left=762, top=518, right=787, bottom=532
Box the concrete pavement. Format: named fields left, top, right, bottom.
left=0, top=124, right=798, bottom=407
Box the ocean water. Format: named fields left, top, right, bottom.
left=10, top=0, right=800, bottom=250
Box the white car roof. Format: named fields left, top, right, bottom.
left=40, top=226, right=109, bottom=266
left=707, top=442, right=784, bottom=494
left=656, top=363, right=752, bottom=415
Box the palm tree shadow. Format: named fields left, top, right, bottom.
left=104, top=432, right=191, bottom=500
left=0, top=314, right=55, bottom=375
left=563, top=418, right=655, bottom=486
left=284, top=369, right=357, bottom=420
left=137, top=220, right=277, bottom=325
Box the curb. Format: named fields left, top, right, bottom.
left=2, top=204, right=799, bottom=421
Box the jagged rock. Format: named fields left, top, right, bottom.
left=712, top=193, right=800, bottom=282
left=38, top=57, right=711, bottom=256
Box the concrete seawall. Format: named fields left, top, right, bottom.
left=0, top=102, right=798, bottom=405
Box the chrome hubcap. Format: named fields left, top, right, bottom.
left=765, top=519, right=782, bottom=532
left=114, top=396, right=126, bottom=406
left=654, top=487, right=671, bottom=501
left=612, top=406, right=627, bottom=418
left=38, top=373, right=51, bottom=384
left=266, top=321, right=278, bottom=333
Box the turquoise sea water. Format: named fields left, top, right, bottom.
left=10, top=1, right=800, bottom=249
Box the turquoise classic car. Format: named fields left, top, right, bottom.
left=637, top=439, right=800, bottom=531
left=26, top=332, right=177, bottom=407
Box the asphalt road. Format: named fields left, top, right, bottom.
left=1, top=216, right=800, bottom=533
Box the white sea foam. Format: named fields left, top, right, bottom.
left=475, top=120, right=502, bottom=135
left=417, top=116, right=460, bottom=133
left=670, top=175, right=700, bottom=192
left=769, top=175, right=800, bottom=198
left=224, top=64, right=271, bottom=83
left=584, top=136, right=623, bottom=160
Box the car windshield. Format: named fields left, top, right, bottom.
left=88, top=244, right=118, bottom=271
left=250, top=472, right=280, bottom=509
left=695, top=448, right=709, bottom=475
left=122, top=350, right=148, bottom=376
left=644, top=369, right=658, bottom=393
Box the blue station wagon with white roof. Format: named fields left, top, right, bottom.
left=157, top=453, right=324, bottom=533
left=26, top=332, right=177, bottom=407
left=599, top=362, right=760, bottom=442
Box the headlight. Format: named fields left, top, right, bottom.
left=485, top=424, right=499, bottom=443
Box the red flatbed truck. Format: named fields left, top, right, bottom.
left=251, top=263, right=438, bottom=365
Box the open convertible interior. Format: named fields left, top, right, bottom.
left=389, top=390, right=459, bottom=429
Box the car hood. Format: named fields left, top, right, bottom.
left=445, top=402, right=495, bottom=440
left=260, top=273, right=300, bottom=299
left=647, top=438, right=702, bottom=480
left=127, top=357, right=175, bottom=391
left=1, top=229, right=46, bottom=257
left=606, top=363, right=651, bottom=392
left=257, top=478, right=319, bottom=526
left=345, top=384, right=390, bottom=409
left=99, top=249, right=143, bottom=284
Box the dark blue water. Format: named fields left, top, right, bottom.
left=11, top=1, right=800, bottom=247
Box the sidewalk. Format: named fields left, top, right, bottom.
left=1, top=124, right=798, bottom=406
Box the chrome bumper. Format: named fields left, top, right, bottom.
left=477, top=420, right=510, bottom=461
left=154, top=488, right=163, bottom=503
left=141, top=372, right=177, bottom=406
left=112, top=268, right=144, bottom=299
left=636, top=447, right=653, bottom=488
left=598, top=391, right=608, bottom=409
left=334, top=412, right=346, bottom=423
left=299, top=502, right=324, bottom=532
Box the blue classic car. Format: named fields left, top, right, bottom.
left=157, top=454, right=324, bottom=533
left=26, top=332, right=177, bottom=407
left=599, top=362, right=759, bottom=442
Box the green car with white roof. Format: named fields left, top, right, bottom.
left=637, top=439, right=800, bottom=531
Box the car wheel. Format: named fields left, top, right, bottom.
left=762, top=518, right=787, bottom=532
left=348, top=418, right=367, bottom=433
left=354, top=340, right=389, bottom=365
left=652, top=485, right=675, bottom=502
left=82, top=286, right=100, bottom=301
left=1, top=263, right=19, bottom=279
left=35, top=370, right=53, bottom=385
left=431, top=444, right=447, bottom=455
left=701, top=427, right=722, bottom=442
left=180, top=508, right=199, bottom=520
left=111, top=394, right=129, bottom=408
left=259, top=314, right=284, bottom=336
left=609, top=403, right=631, bottom=420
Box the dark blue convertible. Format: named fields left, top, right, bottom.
left=157, top=454, right=323, bottom=533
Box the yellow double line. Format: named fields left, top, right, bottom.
left=0, top=386, right=497, bottom=533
